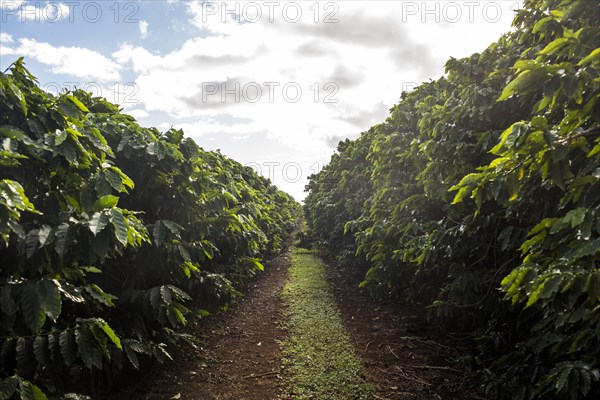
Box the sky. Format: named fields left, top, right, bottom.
left=0, top=0, right=520, bottom=201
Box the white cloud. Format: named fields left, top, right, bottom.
left=1, top=1, right=519, bottom=199
left=2, top=38, right=121, bottom=81
left=46, top=2, right=70, bottom=21
left=111, top=1, right=517, bottom=199
left=232, top=134, right=250, bottom=141
left=0, top=33, right=13, bottom=44
left=139, top=20, right=149, bottom=39
left=125, top=108, right=149, bottom=119
left=112, top=2, right=515, bottom=151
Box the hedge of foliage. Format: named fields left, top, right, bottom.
left=0, top=59, right=300, bottom=399
left=304, top=0, right=599, bottom=398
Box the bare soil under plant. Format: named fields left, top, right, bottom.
left=117, top=242, right=483, bottom=400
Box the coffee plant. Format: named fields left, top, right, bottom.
left=0, top=59, right=300, bottom=399
left=304, top=0, right=599, bottom=398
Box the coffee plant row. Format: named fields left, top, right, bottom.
left=304, top=0, right=599, bottom=399
left=0, top=59, right=300, bottom=399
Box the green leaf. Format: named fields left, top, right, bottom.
left=81, top=266, right=102, bottom=274
left=110, top=208, right=128, bottom=246
left=39, top=279, right=61, bottom=321
left=56, top=142, right=77, bottom=163
left=37, top=226, right=52, bottom=247
left=66, top=95, right=89, bottom=112
left=89, top=212, right=109, bottom=236
left=178, top=245, right=191, bottom=262
left=149, top=287, right=161, bottom=309
left=58, top=98, right=81, bottom=119
left=109, top=166, right=134, bottom=189
left=0, top=376, right=19, bottom=400
left=64, top=127, right=84, bottom=142
left=588, top=143, right=600, bottom=158
left=167, top=285, right=192, bottom=301
left=490, top=124, right=517, bottom=154
left=1, top=286, right=18, bottom=316
left=25, top=229, right=39, bottom=259
left=577, top=47, right=600, bottom=66
left=529, top=275, right=562, bottom=307
left=124, top=346, right=139, bottom=369
left=84, top=285, right=115, bottom=307
left=105, top=169, right=123, bottom=192
left=21, top=283, right=45, bottom=333
left=514, top=59, right=542, bottom=71
left=497, top=68, right=549, bottom=101
left=574, top=239, right=600, bottom=258
left=54, top=130, right=68, bottom=146
left=30, top=384, right=47, bottom=400
left=33, top=335, right=49, bottom=366
left=538, top=37, right=569, bottom=56
left=18, top=379, right=33, bottom=400
left=1, top=180, right=37, bottom=212
left=53, top=223, right=71, bottom=257
left=153, top=221, right=166, bottom=246
left=579, top=215, right=593, bottom=241
left=196, top=309, right=210, bottom=317
left=95, top=319, right=122, bottom=350
left=151, top=142, right=166, bottom=160
left=249, top=258, right=264, bottom=271
left=152, top=343, right=172, bottom=362
left=6, top=81, right=27, bottom=116
left=451, top=186, right=470, bottom=205
left=93, top=195, right=119, bottom=211
left=59, top=330, right=76, bottom=366
left=15, top=337, right=32, bottom=376
left=160, top=286, right=172, bottom=305
left=563, top=208, right=586, bottom=228
left=75, top=327, right=102, bottom=370
left=162, top=220, right=183, bottom=237
left=94, top=176, right=112, bottom=197
left=0, top=126, right=28, bottom=141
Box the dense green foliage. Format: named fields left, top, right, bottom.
left=0, top=59, right=300, bottom=399
left=304, top=0, right=600, bottom=398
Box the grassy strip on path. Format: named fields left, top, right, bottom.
left=282, top=248, right=376, bottom=400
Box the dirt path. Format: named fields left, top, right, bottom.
left=124, top=241, right=482, bottom=400
left=129, top=247, right=292, bottom=400
left=282, top=249, right=374, bottom=399
left=324, top=256, right=485, bottom=400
